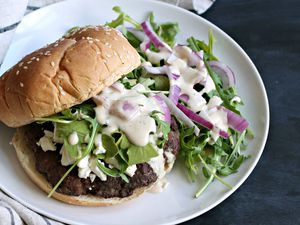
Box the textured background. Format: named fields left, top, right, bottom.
left=183, top=0, right=300, bottom=224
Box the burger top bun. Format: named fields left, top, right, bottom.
left=0, top=26, right=141, bottom=127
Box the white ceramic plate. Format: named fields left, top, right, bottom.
left=0, top=0, right=269, bottom=224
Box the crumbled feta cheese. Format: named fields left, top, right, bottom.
left=37, top=130, right=56, bottom=152
left=89, top=157, right=107, bottom=181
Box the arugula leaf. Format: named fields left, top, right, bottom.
left=97, top=161, right=129, bottom=183
left=149, top=12, right=179, bottom=47
left=63, top=139, right=80, bottom=159
left=187, top=35, right=218, bottom=61
left=125, top=31, right=142, bottom=48
left=127, top=144, right=159, bottom=165
left=106, top=6, right=141, bottom=29
left=54, top=120, right=90, bottom=143
left=151, top=112, right=170, bottom=141
left=120, top=134, right=130, bottom=149
left=102, top=134, right=120, bottom=158
left=66, top=26, right=80, bottom=34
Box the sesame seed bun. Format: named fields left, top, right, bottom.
left=0, top=26, right=140, bottom=128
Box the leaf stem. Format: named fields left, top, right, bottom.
left=195, top=172, right=214, bottom=198
left=225, top=130, right=246, bottom=166
left=198, top=154, right=233, bottom=190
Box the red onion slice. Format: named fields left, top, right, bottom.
left=208, top=61, right=236, bottom=87
left=177, top=103, right=213, bottom=129
left=179, top=94, right=189, bottom=103
left=143, top=65, right=167, bottom=74
left=169, top=85, right=181, bottom=105
left=152, top=94, right=171, bottom=124
left=141, top=21, right=171, bottom=51
left=188, top=51, right=204, bottom=67
left=177, top=104, right=229, bottom=139
left=158, top=94, right=200, bottom=135
left=221, top=107, right=249, bottom=132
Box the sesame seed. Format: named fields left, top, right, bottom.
left=23, top=66, right=28, bottom=69
left=27, top=61, right=32, bottom=64
left=60, top=38, right=65, bottom=41
left=86, top=37, right=92, bottom=40
left=54, top=43, right=58, bottom=47
left=16, top=70, right=20, bottom=75
left=105, top=42, right=109, bottom=46
left=20, top=82, right=24, bottom=87
left=36, top=58, right=40, bottom=62
left=50, top=61, right=55, bottom=67
left=31, top=57, right=36, bottom=60
left=88, top=40, right=93, bottom=44
left=106, top=54, right=111, bottom=58
left=113, top=52, right=117, bottom=56
left=82, top=37, right=86, bottom=39
left=96, top=51, right=100, bottom=55
left=18, top=62, right=24, bottom=67
left=1, top=76, right=4, bottom=80
left=95, top=39, right=100, bottom=42
left=103, top=59, right=107, bottom=64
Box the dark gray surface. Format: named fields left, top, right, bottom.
left=183, top=0, right=300, bottom=225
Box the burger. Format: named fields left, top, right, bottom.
left=0, top=26, right=179, bottom=206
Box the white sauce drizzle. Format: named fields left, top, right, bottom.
left=94, top=82, right=162, bottom=147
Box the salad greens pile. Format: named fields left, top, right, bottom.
left=37, top=6, right=253, bottom=198
left=104, top=6, right=253, bottom=197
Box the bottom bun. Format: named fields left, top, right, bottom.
left=12, top=128, right=156, bottom=206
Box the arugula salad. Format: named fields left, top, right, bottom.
left=39, top=6, right=253, bottom=198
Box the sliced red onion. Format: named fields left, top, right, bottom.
left=140, top=39, right=151, bottom=51
left=172, top=73, right=180, bottom=80
left=152, top=94, right=171, bottom=124
left=188, top=51, right=204, bottom=67
left=111, top=82, right=124, bottom=92
left=122, top=101, right=135, bottom=111
left=169, top=85, right=181, bottom=105
left=141, top=21, right=171, bottom=51
left=179, top=94, right=189, bottom=103
left=158, top=93, right=200, bottom=135
left=219, top=130, right=230, bottom=139
left=177, top=104, right=229, bottom=139
left=110, top=100, right=139, bottom=121
left=143, top=65, right=167, bottom=74
left=177, top=103, right=213, bottom=129
left=208, top=61, right=236, bottom=87
left=221, top=107, right=249, bottom=132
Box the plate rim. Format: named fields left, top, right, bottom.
left=0, top=0, right=270, bottom=224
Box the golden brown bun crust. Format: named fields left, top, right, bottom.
left=0, top=26, right=140, bottom=127
left=12, top=127, right=153, bottom=206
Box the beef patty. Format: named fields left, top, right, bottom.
left=22, top=119, right=179, bottom=198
